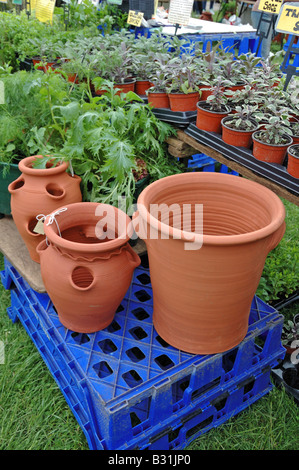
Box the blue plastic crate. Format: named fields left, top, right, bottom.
left=1, top=257, right=285, bottom=450
left=187, top=153, right=239, bottom=176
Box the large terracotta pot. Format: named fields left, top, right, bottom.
left=168, top=91, right=200, bottom=112
left=8, top=156, right=82, bottom=263
left=252, top=132, right=293, bottom=164
left=133, top=172, right=286, bottom=354
left=37, top=202, right=140, bottom=333
left=196, top=101, right=231, bottom=134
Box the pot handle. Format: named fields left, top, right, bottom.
left=267, top=222, right=286, bottom=253
left=125, top=243, right=141, bottom=269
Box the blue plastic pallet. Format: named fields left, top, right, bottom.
left=1, top=256, right=285, bottom=450
left=188, top=153, right=239, bottom=176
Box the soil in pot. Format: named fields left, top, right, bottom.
left=221, top=116, right=259, bottom=148
left=134, top=172, right=285, bottom=354
left=37, top=202, right=140, bottom=333
left=168, top=91, right=200, bottom=112
left=196, top=101, right=231, bottom=134
left=287, top=144, right=299, bottom=178
left=252, top=131, right=293, bottom=165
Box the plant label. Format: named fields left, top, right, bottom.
left=276, top=2, right=299, bottom=34
left=258, top=0, right=282, bottom=14
left=127, top=10, right=144, bottom=27
left=168, top=0, right=194, bottom=26
left=33, top=219, right=45, bottom=235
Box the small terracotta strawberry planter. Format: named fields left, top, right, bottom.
left=37, top=202, right=140, bottom=333
left=8, top=156, right=82, bottom=263
left=134, top=172, right=285, bottom=354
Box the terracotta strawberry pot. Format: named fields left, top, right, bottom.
left=252, top=132, right=293, bottom=164
left=37, top=202, right=140, bottom=333
left=135, top=80, right=151, bottom=95
left=147, top=91, right=170, bottom=109
left=8, top=156, right=82, bottom=263
left=221, top=116, right=259, bottom=148
left=168, top=91, right=200, bottom=112
left=196, top=101, right=231, bottom=134
left=287, top=144, right=299, bottom=178
left=133, top=172, right=286, bottom=354
left=114, top=79, right=136, bottom=95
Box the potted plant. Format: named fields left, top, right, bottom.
left=196, top=78, right=232, bottom=133
left=166, top=55, right=200, bottom=112
left=221, top=105, right=261, bottom=148
left=287, top=143, right=299, bottom=178
left=147, top=60, right=171, bottom=109
left=281, top=316, right=299, bottom=355
left=252, top=106, right=293, bottom=164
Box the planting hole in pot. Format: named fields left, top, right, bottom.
left=71, top=266, right=94, bottom=290
left=9, top=178, right=24, bottom=191
left=27, top=217, right=43, bottom=236
left=46, top=183, right=65, bottom=198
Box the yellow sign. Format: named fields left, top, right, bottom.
left=258, top=0, right=283, bottom=14
left=127, top=10, right=144, bottom=27
left=35, top=0, right=55, bottom=24
left=276, top=2, right=299, bottom=34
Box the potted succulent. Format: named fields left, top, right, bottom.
left=221, top=105, right=261, bottom=148
left=166, top=55, right=200, bottom=112
left=252, top=106, right=293, bottom=164
left=196, top=78, right=232, bottom=133
left=287, top=143, right=299, bottom=178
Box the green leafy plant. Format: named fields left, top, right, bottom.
left=281, top=317, right=299, bottom=347
left=223, top=105, right=262, bottom=131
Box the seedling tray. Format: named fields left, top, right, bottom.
left=1, top=256, right=285, bottom=450
left=185, top=123, right=299, bottom=197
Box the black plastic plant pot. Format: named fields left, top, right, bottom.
left=283, top=368, right=299, bottom=389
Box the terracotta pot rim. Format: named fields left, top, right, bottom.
left=287, top=144, right=299, bottom=159
left=18, top=155, right=69, bottom=175
left=137, top=172, right=285, bottom=246
left=167, top=91, right=199, bottom=96
left=221, top=116, right=259, bottom=133
left=44, top=202, right=133, bottom=253
left=197, top=101, right=231, bottom=114
left=252, top=131, right=293, bottom=148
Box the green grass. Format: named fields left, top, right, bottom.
left=0, top=198, right=298, bottom=450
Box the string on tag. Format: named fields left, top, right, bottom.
left=35, top=208, right=68, bottom=244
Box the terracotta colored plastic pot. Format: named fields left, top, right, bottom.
left=32, top=57, right=56, bottom=71
left=198, top=87, right=214, bottom=101
left=168, top=91, right=200, bottom=112
left=287, top=144, right=299, bottom=178
left=196, top=101, right=231, bottom=134
left=133, top=172, right=286, bottom=354
left=147, top=91, right=170, bottom=109
left=252, top=132, right=293, bottom=164
left=66, top=73, right=80, bottom=84
left=291, top=134, right=299, bottom=144
left=114, top=79, right=136, bottom=95
left=135, top=80, right=151, bottom=95
left=221, top=116, right=259, bottom=148
left=37, top=202, right=140, bottom=333
left=225, top=82, right=246, bottom=98
left=8, top=156, right=82, bottom=263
